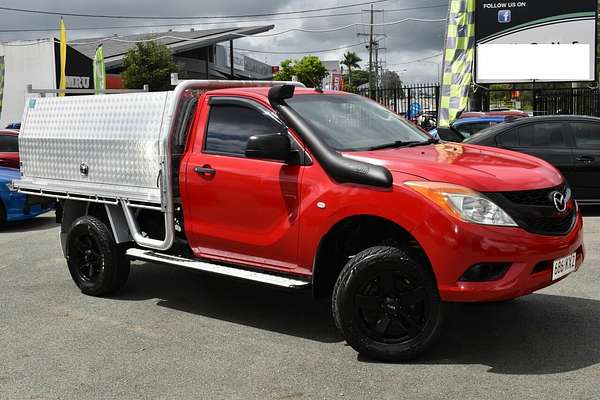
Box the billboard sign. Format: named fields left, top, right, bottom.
left=331, top=72, right=343, bottom=91
left=475, top=0, right=597, bottom=83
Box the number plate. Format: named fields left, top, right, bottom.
left=552, top=253, right=577, bottom=281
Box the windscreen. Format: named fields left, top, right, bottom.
left=286, top=94, right=430, bottom=151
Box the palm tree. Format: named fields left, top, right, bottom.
left=341, top=51, right=362, bottom=87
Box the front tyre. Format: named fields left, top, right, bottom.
left=333, top=246, right=445, bottom=361
left=66, top=216, right=130, bottom=296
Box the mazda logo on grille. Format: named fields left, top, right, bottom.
left=552, top=191, right=567, bottom=213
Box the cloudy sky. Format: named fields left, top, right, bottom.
left=0, top=0, right=448, bottom=82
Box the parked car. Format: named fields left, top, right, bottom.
left=13, top=82, right=585, bottom=361
left=465, top=115, right=600, bottom=205
left=430, top=115, right=520, bottom=142
left=5, top=122, right=21, bottom=130
left=0, top=167, right=54, bottom=225
left=0, top=130, right=19, bottom=169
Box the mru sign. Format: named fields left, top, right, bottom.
left=475, top=0, right=597, bottom=83
left=66, top=76, right=91, bottom=89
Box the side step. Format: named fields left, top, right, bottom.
left=126, top=248, right=311, bottom=289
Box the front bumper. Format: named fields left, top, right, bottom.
left=413, top=208, right=585, bottom=303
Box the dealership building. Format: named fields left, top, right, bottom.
left=0, top=26, right=274, bottom=127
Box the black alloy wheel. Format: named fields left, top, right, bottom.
left=333, top=246, right=445, bottom=361
left=70, top=233, right=104, bottom=283
left=354, top=271, right=429, bottom=344
left=66, top=215, right=130, bottom=296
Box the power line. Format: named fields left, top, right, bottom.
left=235, top=42, right=367, bottom=55
left=0, top=0, right=393, bottom=20
left=0, top=36, right=367, bottom=55
left=61, top=17, right=446, bottom=46
left=387, top=52, right=443, bottom=66
left=0, top=4, right=448, bottom=33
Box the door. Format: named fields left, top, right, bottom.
left=497, top=122, right=575, bottom=185
left=183, top=97, right=304, bottom=272
left=569, top=121, right=600, bottom=202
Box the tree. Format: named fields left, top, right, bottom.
left=343, top=69, right=369, bottom=92
left=274, top=55, right=328, bottom=88
left=122, top=42, right=181, bottom=91
left=341, top=51, right=362, bottom=87
left=381, top=70, right=402, bottom=89
left=273, top=59, right=295, bottom=81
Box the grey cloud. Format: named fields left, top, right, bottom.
left=0, top=0, right=447, bottom=82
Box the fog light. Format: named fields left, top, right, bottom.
left=459, top=263, right=511, bottom=282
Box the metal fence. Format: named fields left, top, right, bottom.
left=357, top=83, right=440, bottom=121
left=534, top=88, right=600, bottom=116
left=359, top=84, right=600, bottom=122
left=483, top=87, right=600, bottom=117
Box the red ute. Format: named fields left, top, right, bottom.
left=0, top=130, right=19, bottom=169
left=42, top=85, right=583, bottom=362
left=178, top=88, right=584, bottom=358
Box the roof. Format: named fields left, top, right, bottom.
left=459, top=110, right=530, bottom=119
left=464, top=114, right=600, bottom=144
left=70, top=26, right=274, bottom=69
left=207, top=87, right=351, bottom=97
left=453, top=116, right=514, bottom=124
left=507, top=115, right=600, bottom=123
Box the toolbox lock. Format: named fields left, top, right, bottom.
left=79, top=162, right=89, bottom=177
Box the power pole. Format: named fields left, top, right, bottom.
left=374, top=40, right=378, bottom=92
left=357, top=7, right=385, bottom=99
left=368, top=4, right=374, bottom=97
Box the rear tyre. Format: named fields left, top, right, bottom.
left=66, top=216, right=130, bottom=296
left=333, top=246, right=445, bottom=361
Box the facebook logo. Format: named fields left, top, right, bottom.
left=498, top=10, right=511, bottom=23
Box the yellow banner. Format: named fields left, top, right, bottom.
left=59, top=18, right=67, bottom=97
left=438, top=0, right=476, bottom=127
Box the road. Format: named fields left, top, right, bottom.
left=1, top=212, right=599, bottom=400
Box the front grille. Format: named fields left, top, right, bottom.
left=484, top=184, right=576, bottom=236
left=527, top=210, right=575, bottom=235
left=502, top=183, right=567, bottom=206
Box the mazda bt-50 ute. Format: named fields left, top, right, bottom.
left=13, top=80, right=584, bottom=361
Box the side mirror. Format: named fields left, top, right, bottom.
left=245, top=133, right=292, bottom=162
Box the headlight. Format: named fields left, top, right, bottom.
left=405, top=181, right=517, bottom=227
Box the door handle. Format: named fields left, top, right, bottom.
left=194, top=165, right=217, bottom=176
left=576, top=156, right=595, bottom=164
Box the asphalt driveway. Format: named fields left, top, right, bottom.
left=1, top=212, right=599, bottom=399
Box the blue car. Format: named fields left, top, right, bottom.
left=430, top=116, right=519, bottom=142
left=0, top=167, right=54, bottom=225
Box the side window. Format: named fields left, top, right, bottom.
left=571, top=122, right=600, bottom=149
left=0, top=135, right=18, bottom=152
left=496, top=129, right=518, bottom=147
left=455, top=122, right=491, bottom=138
left=204, top=104, right=284, bottom=157
left=517, top=123, right=565, bottom=148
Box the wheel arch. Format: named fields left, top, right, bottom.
left=60, top=200, right=132, bottom=256
left=312, top=214, right=433, bottom=298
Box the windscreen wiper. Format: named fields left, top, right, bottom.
left=406, top=138, right=440, bottom=148
left=367, top=138, right=439, bottom=151
left=367, top=140, right=419, bottom=151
